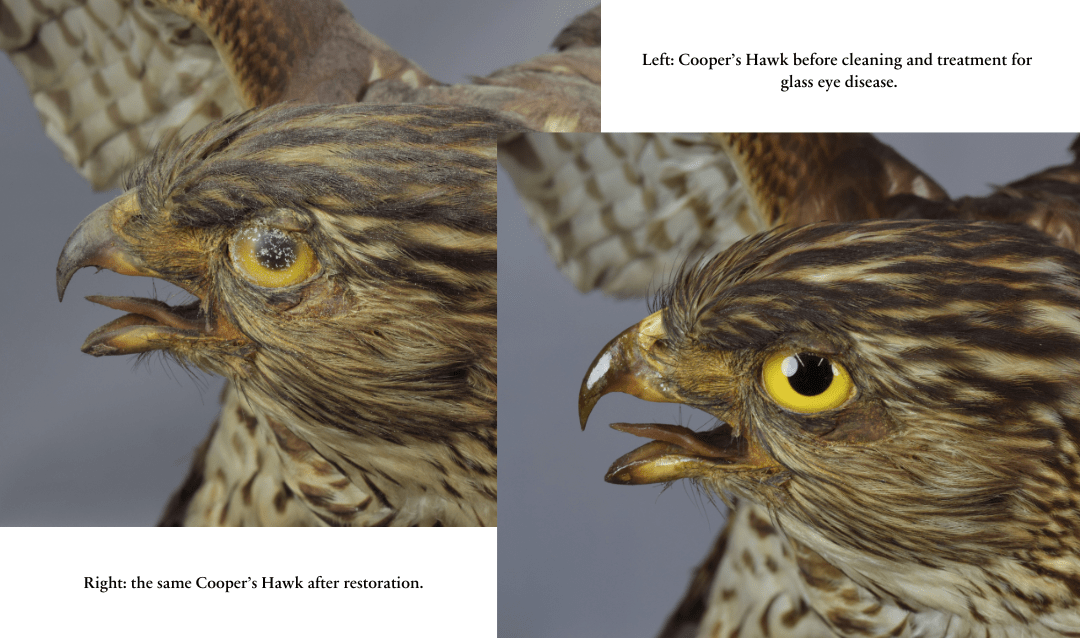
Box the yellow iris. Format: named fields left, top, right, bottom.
left=230, top=226, right=319, bottom=288
left=761, top=351, right=854, bottom=413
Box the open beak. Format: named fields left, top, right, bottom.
left=56, top=192, right=208, bottom=356
left=579, top=310, right=777, bottom=485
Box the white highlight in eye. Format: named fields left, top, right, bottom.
left=781, top=355, right=799, bottom=378
left=587, top=352, right=612, bottom=389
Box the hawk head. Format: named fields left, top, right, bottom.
left=580, top=220, right=1080, bottom=626
left=57, top=104, right=499, bottom=522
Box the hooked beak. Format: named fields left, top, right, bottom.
left=579, top=311, right=681, bottom=429
left=56, top=192, right=211, bottom=357
left=56, top=193, right=159, bottom=302
left=578, top=310, right=778, bottom=485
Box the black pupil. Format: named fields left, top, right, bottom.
left=255, top=232, right=297, bottom=270
left=786, top=353, right=834, bottom=396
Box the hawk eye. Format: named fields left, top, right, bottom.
left=230, top=226, right=319, bottom=288
left=762, top=351, right=854, bottom=413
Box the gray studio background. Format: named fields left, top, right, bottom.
left=498, top=133, right=1078, bottom=637
left=0, top=0, right=596, bottom=525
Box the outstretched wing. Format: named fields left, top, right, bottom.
left=3, top=0, right=600, bottom=190
left=499, top=133, right=757, bottom=298
left=364, top=6, right=599, bottom=133
left=2, top=0, right=246, bottom=189
left=502, top=132, right=1080, bottom=299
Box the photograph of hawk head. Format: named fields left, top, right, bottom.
left=499, top=134, right=1080, bottom=635
left=0, top=0, right=599, bottom=526
left=58, top=102, right=501, bottom=526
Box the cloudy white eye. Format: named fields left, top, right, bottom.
left=762, top=351, right=854, bottom=413
left=230, top=226, right=319, bottom=288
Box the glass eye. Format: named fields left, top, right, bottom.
left=230, top=226, right=319, bottom=288
left=762, top=351, right=854, bottom=413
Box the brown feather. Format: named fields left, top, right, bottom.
left=153, top=0, right=434, bottom=107
left=716, top=133, right=949, bottom=227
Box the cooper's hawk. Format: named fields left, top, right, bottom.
left=58, top=102, right=501, bottom=526
left=497, top=134, right=1080, bottom=635
left=0, top=0, right=598, bottom=525
left=580, top=219, right=1080, bottom=636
